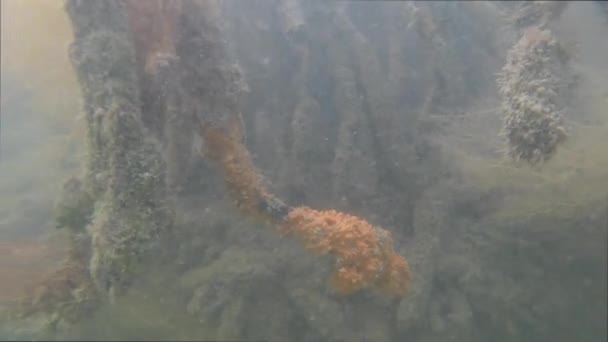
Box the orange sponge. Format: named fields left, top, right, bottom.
left=283, top=207, right=411, bottom=296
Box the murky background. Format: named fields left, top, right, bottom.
left=1, top=1, right=607, bottom=341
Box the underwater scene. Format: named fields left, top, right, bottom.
left=0, top=1, right=606, bottom=341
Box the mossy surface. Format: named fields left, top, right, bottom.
left=65, top=0, right=175, bottom=299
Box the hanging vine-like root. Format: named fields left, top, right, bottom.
left=190, top=0, right=411, bottom=297
left=198, top=117, right=411, bottom=297
left=198, top=118, right=290, bottom=224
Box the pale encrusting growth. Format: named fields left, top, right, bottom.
left=498, top=27, right=575, bottom=164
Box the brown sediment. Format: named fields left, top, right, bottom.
left=64, top=0, right=412, bottom=301
left=126, top=0, right=182, bottom=75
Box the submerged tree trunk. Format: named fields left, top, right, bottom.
left=66, top=0, right=175, bottom=300
left=17, top=0, right=176, bottom=332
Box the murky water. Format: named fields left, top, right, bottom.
left=1, top=1, right=607, bottom=341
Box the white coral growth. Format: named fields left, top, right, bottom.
left=497, top=27, right=574, bottom=164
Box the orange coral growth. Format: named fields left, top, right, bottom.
left=199, top=120, right=281, bottom=223
left=196, top=124, right=411, bottom=296
left=283, top=207, right=411, bottom=296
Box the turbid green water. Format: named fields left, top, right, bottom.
left=1, top=1, right=607, bottom=341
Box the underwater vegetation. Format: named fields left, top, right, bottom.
left=199, top=114, right=411, bottom=297
left=283, top=207, right=410, bottom=296
left=9, top=0, right=412, bottom=332
left=498, top=27, right=574, bottom=164
left=0, top=1, right=606, bottom=341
